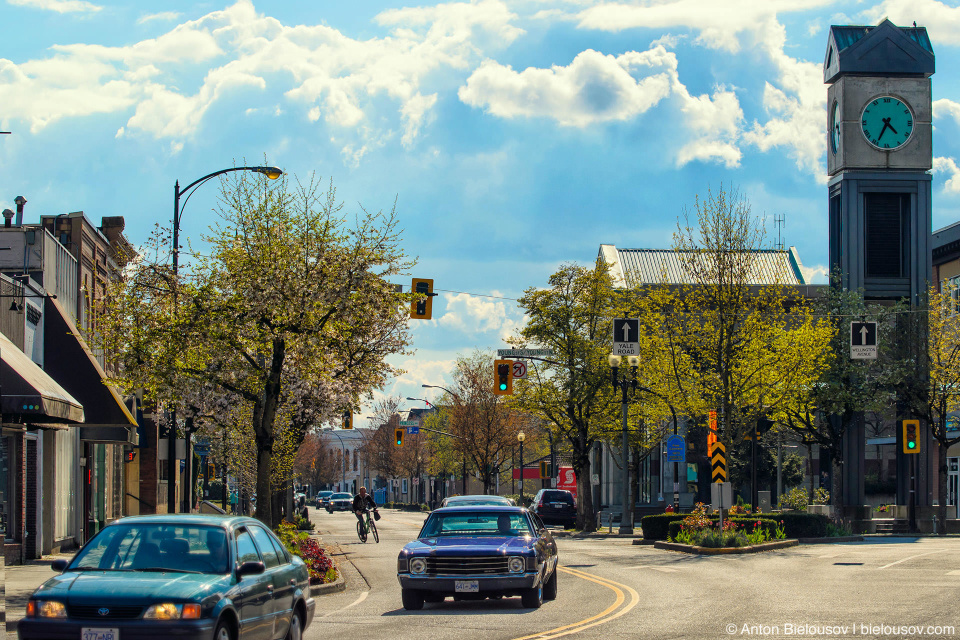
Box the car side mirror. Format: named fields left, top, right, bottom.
left=51, top=559, right=68, bottom=572
left=237, top=561, right=265, bottom=578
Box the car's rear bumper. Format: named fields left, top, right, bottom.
left=398, top=572, right=541, bottom=593
left=18, top=618, right=216, bottom=640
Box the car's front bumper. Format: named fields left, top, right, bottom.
left=397, top=572, right=541, bottom=594
left=18, top=618, right=216, bottom=640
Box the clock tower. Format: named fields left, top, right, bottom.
left=825, top=19, right=934, bottom=514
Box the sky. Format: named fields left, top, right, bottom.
left=3, top=0, right=960, bottom=425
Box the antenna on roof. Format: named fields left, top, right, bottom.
left=774, top=213, right=785, bottom=251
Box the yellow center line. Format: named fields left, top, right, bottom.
left=511, top=566, right=639, bottom=640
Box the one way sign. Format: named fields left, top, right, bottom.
left=613, top=318, right=640, bottom=356
left=850, top=321, right=878, bottom=360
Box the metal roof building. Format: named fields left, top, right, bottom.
left=598, top=244, right=808, bottom=288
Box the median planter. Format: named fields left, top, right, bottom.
left=654, top=539, right=799, bottom=555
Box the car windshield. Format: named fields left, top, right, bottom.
left=320, top=492, right=333, bottom=497
left=332, top=493, right=352, bottom=499
left=421, top=512, right=534, bottom=537
left=70, top=523, right=230, bottom=574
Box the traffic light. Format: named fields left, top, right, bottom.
left=342, top=411, right=353, bottom=429
left=410, top=278, right=435, bottom=320
left=539, top=461, right=552, bottom=479
left=394, top=428, right=404, bottom=447
left=208, top=463, right=216, bottom=478
left=494, top=359, right=513, bottom=395
left=903, top=419, right=920, bottom=454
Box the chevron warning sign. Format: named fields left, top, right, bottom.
left=710, top=442, right=726, bottom=483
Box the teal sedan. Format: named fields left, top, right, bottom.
left=18, top=515, right=314, bottom=640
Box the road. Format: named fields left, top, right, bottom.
left=307, top=508, right=960, bottom=640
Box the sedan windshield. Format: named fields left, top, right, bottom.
left=70, top=523, right=230, bottom=574
left=331, top=493, right=352, bottom=499
left=421, top=512, right=534, bottom=537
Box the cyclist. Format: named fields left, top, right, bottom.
left=353, top=486, right=378, bottom=532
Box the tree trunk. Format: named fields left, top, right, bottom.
left=256, top=442, right=273, bottom=526
left=938, top=442, right=948, bottom=536
left=570, top=433, right=595, bottom=531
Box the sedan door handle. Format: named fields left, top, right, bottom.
left=290, top=579, right=297, bottom=586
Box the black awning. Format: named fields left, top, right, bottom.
left=0, top=329, right=83, bottom=423
left=44, top=297, right=136, bottom=443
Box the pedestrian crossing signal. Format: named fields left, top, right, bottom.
left=395, top=428, right=404, bottom=447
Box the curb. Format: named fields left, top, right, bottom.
left=552, top=531, right=644, bottom=539
left=309, top=569, right=345, bottom=596
left=798, top=536, right=864, bottom=544
left=653, top=539, right=799, bottom=554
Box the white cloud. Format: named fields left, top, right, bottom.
left=861, top=0, right=960, bottom=42
left=438, top=292, right=525, bottom=342
left=459, top=45, right=742, bottom=167
left=0, top=0, right=522, bottom=154
left=799, top=263, right=828, bottom=284
left=934, top=98, right=960, bottom=126
left=137, top=11, right=181, bottom=25
left=8, top=0, right=100, bottom=13
left=933, top=156, right=960, bottom=193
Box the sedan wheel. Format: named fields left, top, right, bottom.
left=520, top=584, right=543, bottom=609
left=285, top=610, right=302, bottom=640
left=214, top=620, right=234, bottom=640
left=402, top=588, right=425, bottom=610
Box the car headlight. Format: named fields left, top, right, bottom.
left=143, top=603, right=201, bottom=620
left=410, top=557, right=427, bottom=575
left=508, top=556, right=525, bottom=573
left=28, top=600, right=66, bottom=618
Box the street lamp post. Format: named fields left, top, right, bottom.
left=420, top=384, right=469, bottom=495
left=608, top=354, right=639, bottom=535
left=167, top=165, right=282, bottom=513
left=518, top=431, right=526, bottom=505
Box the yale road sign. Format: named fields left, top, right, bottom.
left=665, top=435, right=685, bottom=463
left=710, top=442, right=727, bottom=483
left=613, top=318, right=640, bottom=356
left=850, top=321, right=878, bottom=360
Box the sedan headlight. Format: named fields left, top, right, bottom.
left=410, top=557, right=427, bottom=575
left=508, top=556, right=525, bottom=573
left=143, top=603, right=201, bottom=620
left=27, top=600, right=66, bottom=618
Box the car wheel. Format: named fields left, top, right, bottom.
left=543, top=569, right=557, bottom=601
left=284, top=609, right=302, bottom=640
left=520, top=584, right=543, bottom=609
left=402, top=588, right=424, bottom=611
left=214, top=619, right=235, bottom=640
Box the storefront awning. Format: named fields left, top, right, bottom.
left=0, top=330, right=84, bottom=423
left=44, top=298, right=137, bottom=445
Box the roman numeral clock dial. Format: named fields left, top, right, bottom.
left=861, top=96, right=914, bottom=150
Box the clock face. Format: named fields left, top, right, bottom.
left=830, top=100, right=841, bottom=155
left=861, top=96, right=914, bottom=150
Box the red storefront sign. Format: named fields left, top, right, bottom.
left=557, top=466, right=577, bottom=500
left=512, top=467, right=542, bottom=480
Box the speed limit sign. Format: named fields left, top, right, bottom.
left=512, top=360, right=527, bottom=379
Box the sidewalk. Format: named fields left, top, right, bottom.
left=5, top=552, right=73, bottom=639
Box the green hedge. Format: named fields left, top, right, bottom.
left=667, top=517, right=779, bottom=540
left=640, top=514, right=689, bottom=540
left=645, top=511, right=828, bottom=540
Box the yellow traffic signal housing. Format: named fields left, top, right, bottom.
left=903, top=419, right=920, bottom=454
left=493, top=359, right=513, bottom=395
left=342, top=411, right=353, bottom=429
left=539, top=461, right=552, bottom=479
left=410, top=278, right=434, bottom=320
left=394, top=428, right=404, bottom=447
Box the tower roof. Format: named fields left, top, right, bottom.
left=824, top=19, right=934, bottom=84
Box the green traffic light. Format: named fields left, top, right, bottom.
left=499, top=383, right=507, bottom=390
left=908, top=441, right=916, bottom=449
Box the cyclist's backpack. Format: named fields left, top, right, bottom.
left=374, top=510, right=381, bottom=521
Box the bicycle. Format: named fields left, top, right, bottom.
left=356, top=508, right=379, bottom=543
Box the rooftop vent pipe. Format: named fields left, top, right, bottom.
left=2, top=209, right=13, bottom=228
left=14, top=196, right=26, bottom=226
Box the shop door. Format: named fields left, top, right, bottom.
left=948, top=458, right=959, bottom=520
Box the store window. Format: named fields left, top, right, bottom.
left=1, top=435, right=14, bottom=540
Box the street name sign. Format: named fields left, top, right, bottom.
left=497, top=348, right=555, bottom=358
left=665, top=434, right=686, bottom=463
left=612, top=318, right=640, bottom=356
left=850, top=321, right=878, bottom=360
left=400, top=420, right=420, bottom=435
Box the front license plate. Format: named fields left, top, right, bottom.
left=82, top=628, right=119, bottom=640
left=455, top=580, right=479, bottom=593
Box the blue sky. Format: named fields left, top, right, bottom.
left=4, top=0, right=960, bottom=423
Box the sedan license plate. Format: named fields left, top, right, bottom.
left=82, top=628, right=119, bottom=640
left=455, top=580, right=479, bottom=593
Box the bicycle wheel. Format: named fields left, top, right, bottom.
left=369, top=518, right=379, bottom=543
left=357, top=519, right=367, bottom=543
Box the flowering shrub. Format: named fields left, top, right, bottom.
left=276, top=521, right=337, bottom=584
left=728, top=504, right=751, bottom=516
left=813, top=487, right=830, bottom=505
left=778, top=487, right=808, bottom=511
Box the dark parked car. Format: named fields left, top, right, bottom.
left=529, top=489, right=577, bottom=528
left=397, top=506, right=558, bottom=610
left=326, top=492, right=353, bottom=512
left=439, top=495, right=515, bottom=508
left=315, top=491, right=333, bottom=509
left=18, top=514, right=314, bottom=640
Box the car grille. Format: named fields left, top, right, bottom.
left=68, top=605, right=144, bottom=620
left=426, top=556, right=510, bottom=575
